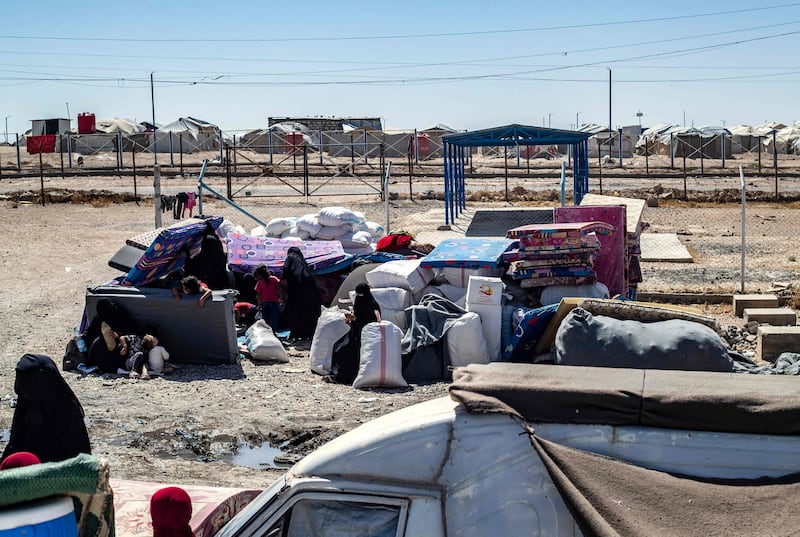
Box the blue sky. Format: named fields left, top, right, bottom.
left=1, top=1, right=799, bottom=135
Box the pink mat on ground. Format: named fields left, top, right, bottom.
left=111, top=478, right=261, bottom=537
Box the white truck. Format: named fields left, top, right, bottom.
left=217, top=363, right=800, bottom=537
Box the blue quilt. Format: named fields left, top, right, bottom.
left=420, top=238, right=514, bottom=269
left=502, top=304, right=559, bottom=362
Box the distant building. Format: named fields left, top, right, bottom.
left=268, top=117, right=382, bottom=132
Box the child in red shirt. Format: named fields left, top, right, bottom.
left=253, top=264, right=281, bottom=330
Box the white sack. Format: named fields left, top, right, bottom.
left=437, top=283, right=467, bottom=306
left=245, top=320, right=289, bottom=363
left=338, top=231, right=373, bottom=249
left=296, top=214, right=323, bottom=236
left=349, top=287, right=411, bottom=330
left=353, top=321, right=407, bottom=389
left=466, top=303, right=503, bottom=361
left=318, top=206, right=365, bottom=227
left=365, top=259, right=434, bottom=296
left=315, top=225, right=351, bottom=240
left=265, top=217, right=296, bottom=237
left=437, top=267, right=502, bottom=288
left=446, top=312, right=490, bottom=367
left=364, top=221, right=386, bottom=238
left=250, top=225, right=267, bottom=237
left=310, top=307, right=351, bottom=375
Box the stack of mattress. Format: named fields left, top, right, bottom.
left=504, top=222, right=613, bottom=289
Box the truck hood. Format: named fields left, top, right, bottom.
left=290, top=397, right=458, bottom=485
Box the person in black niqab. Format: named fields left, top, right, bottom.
left=86, top=299, right=138, bottom=374
left=331, top=283, right=381, bottom=385
left=1, top=354, right=91, bottom=464
left=185, top=221, right=229, bottom=290
left=280, top=246, right=322, bottom=340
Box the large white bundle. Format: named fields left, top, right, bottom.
left=245, top=320, right=289, bottom=363
left=353, top=321, right=407, bottom=389
left=281, top=227, right=310, bottom=240
left=437, top=267, right=502, bottom=288
left=446, top=312, right=490, bottom=367
left=310, top=307, right=351, bottom=375
left=339, top=231, right=373, bottom=249
left=438, top=283, right=467, bottom=307
left=219, top=218, right=241, bottom=240
left=466, top=303, right=503, bottom=361
left=365, top=259, right=434, bottom=296
left=349, top=287, right=410, bottom=330
left=265, top=217, right=297, bottom=237
left=315, top=224, right=351, bottom=240
left=318, top=206, right=365, bottom=227
left=364, top=221, right=386, bottom=238
left=540, top=282, right=609, bottom=306
left=250, top=225, right=267, bottom=237
left=296, top=214, right=323, bottom=236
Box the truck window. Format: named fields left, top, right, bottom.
left=265, top=498, right=401, bottom=537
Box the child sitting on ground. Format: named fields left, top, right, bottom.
left=142, top=334, right=174, bottom=378
left=173, top=275, right=212, bottom=308
left=120, top=333, right=148, bottom=379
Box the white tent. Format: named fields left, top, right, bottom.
left=95, top=118, right=143, bottom=135
left=758, top=124, right=799, bottom=154
left=153, top=117, right=221, bottom=153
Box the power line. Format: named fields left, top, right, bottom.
left=0, top=3, right=798, bottom=42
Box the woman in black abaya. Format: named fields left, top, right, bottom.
left=1, top=354, right=91, bottom=463
left=331, top=283, right=381, bottom=385
left=280, top=247, right=322, bottom=341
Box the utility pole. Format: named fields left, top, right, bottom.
left=608, top=68, right=612, bottom=160
left=151, top=72, right=158, bottom=164
left=3, top=115, right=9, bottom=144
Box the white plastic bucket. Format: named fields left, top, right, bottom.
left=0, top=496, right=77, bottom=537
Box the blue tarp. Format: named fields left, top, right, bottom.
left=420, top=238, right=514, bottom=269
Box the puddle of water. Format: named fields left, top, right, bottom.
left=231, top=442, right=286, bottom=469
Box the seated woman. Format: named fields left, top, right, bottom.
left=331, top=283, right=381, bottom=385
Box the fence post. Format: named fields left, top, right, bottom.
left=504, top=146, right=509, bottom=202
left=670, top=133, right=674, bottom=169
left=115, top=134, right=121, bottom=172
left=268, top=129, right=273, bottom=165
left=233, top=134, right=237, bottom=178
left=363, top=129, right=368, bottom=165
left=319, top=129, right=323, bottom=166
left=700, top=139, right=704, bottom=175
left=773, top=130, right=778, bottom=201
left=683, top=149, right=687, bottom=200
left=15, top=133, right=21, bottom=171
left=179, top=134, right=184, bottom=176
left=379, top=143, right=386, bottom=201
left=598, top=145, right=603, bottom=188
left=618, top=128, right=623, bottom=167
left=757, top=136, right=762, bottom=175
left=218, top=129, right=223, bottom=165
left=154, top=165, right=162, bottom=228
left=169, top=131, right=174, bottom=167
left=350, top=133, right=355, bottom=168
left=645, top=138, right=649, bottom=175
left=414, top=128, right=419, bottom=165
left=39, top=142, right=45, bottom=206
left=721, top=133, right=726, bottom=169
left=59, top=134, right=65, bottom=179
left=117, top=132, right=125, bottom=170
left=67, top=133, right=72, bottom=169
left=516, top=142, right=520, bottom=168
left=226, top=145, right=232, bottom=200
left=132, top=144, right=137, bottom=192
left=739, top=165, right=746, bottom=293
left=303, top=145, right=309, bottom=202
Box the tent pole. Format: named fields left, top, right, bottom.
left=504, top=146, right=509, bottom=202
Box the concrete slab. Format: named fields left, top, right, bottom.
left=743, top=308, right=797, bottom=326
left=466, top=208, right=553, bottom=237
left=733, top=294, right=779, bottom=317
left=757, top=325, right=800, bottom=362
left=639, top=233, right=693, bottom=263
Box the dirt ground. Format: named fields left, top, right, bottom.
left=0, top=176, right=798, bottom=491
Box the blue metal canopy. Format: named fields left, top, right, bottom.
left=441, top=124, right=591, bottom=225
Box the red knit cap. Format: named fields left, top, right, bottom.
left=150, top=486, right=194, bottom=537
left=0, top=451, right=41, bottom=470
